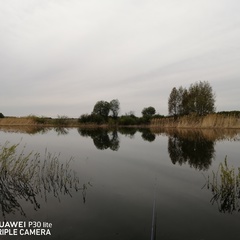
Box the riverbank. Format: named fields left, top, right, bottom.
left=0, top=113, right=240, bottom=129
left=151, top=114, right=240, bottom=129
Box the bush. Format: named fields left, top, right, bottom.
left=54, top=115, right=69, bottom=126
left=34, top=117, right=47, bottom=124
left=78, top=114, right=105, bottom=124
left=118, top=115, right=139, bottom=125
left=0, top=113, right=4, bottom=118
left=217, top=111, right=240, bottom=117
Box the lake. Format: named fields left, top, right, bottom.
left=0, top=127, right=240, bottom=240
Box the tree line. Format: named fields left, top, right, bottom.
left=79, top=80, right=218, bottom=125
left=2, top=80, right=238, bottom=125
left=78, top=99, right=161, bottom=125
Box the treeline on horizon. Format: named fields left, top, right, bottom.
left=77, top=81, right=240, bottom=125
left=1, top=81, right=239, bottom=126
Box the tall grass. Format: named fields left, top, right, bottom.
left=0, top=117, right=36, bottom=125
left=151, top=114, right=240, bottom=129
left=204, top=157, right=240, bottom=213
left=0, top=142, right=87, bottom=219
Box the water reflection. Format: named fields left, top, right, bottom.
left=138, top=128, right=156, bottom=142
left=204, top=158, right=240, bottom=213
left=0, top=142, right=87, bottom=219
left=78, top=128, right=120, bottom=151
left=167, top=132, right=215, bottom=170
left=118, top=128, right=156, bottom=142
left=54, top=127, right=69, bottom=135
left=118, top=127, right=137, bottom=138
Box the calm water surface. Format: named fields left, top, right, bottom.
left=0, top=127, right=240, bottom=240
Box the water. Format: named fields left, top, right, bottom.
left=0, top=127, right=240, bottom=240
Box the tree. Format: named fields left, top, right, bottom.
left=0, top=113, right=4, bottom=118
left=109, top=99, right=120, bottom=118
left=168, top=81, right=216, bottom=116
left=168, top=87, right=180, bottom=116
left=181, top=88, right=190, bottom=115
left=92, top=101, right=110, bottom=119
left=142, top=106, right=156, bottom=117
left=188, top=81, right=215, bottom=115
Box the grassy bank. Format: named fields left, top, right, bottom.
left=151, top=114, right=240, bottom=129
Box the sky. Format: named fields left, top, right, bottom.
left=1, top=0, right=240, bottom=117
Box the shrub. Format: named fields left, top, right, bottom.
left=119, top=115, right=139, bottom=125
left=78, top=114, right=105, bottom=124
left=54, top=115, right=69, bottom=126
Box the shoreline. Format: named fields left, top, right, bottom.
left=0, top=113, right=240, bottom=129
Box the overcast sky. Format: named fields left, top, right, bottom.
left=1, top=0, right=240, bottom=117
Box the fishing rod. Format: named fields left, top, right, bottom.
left=150, top=179, right=157, bottom=240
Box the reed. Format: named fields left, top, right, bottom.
left=204, top=157, right=240, bottom=213
left=151, top=114, right=240, bottom=129
left=0, top=142, right=86, bottom=219
left=0, top=117, right=36, bottom=125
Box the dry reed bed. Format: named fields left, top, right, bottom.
left=151, top=114, right=240, bottom=129
left=0, top=117, right=36, bottom=125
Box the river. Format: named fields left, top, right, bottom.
left=0, top=127, right=239, bottom=240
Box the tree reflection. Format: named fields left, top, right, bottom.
left=77, top=127, right=156, bottom=150
left=139, top=128, right=156, bottom=142
left=78, top=128, right=120, bottom=151
left=204, top=158, right=240, bottom=213
left=118, top=128, right=137, bottom=138
left=54, top=127, right=69, bottom=135
left=0, top=142, right=88, bottom=219
left=168, top=132, right=215, bottom=170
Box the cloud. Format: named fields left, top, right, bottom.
left=0, top=0, right=240, bottom=117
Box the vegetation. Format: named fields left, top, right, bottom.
left=0, top=80, right=239, bottom=128
left=0, top=142, right=88, bottom=219
left=217, top=111, right=240, bottom=117
left=168, top=81, right=215, bottom=116
left=54, top=115, right=69, bottom=126
left=92, top=99, right=120, bottom=119
left=109, top=99, right=120, bottom=118
left=151, top=113, right=240, bottom=129
left=79, top=100, right=160, bottom=125
left=92, top=101, right=111, bottom=119
left=0, top=113, right=4, bottom=118
left=204, top=157, right=240, bottom=213
left=142, top=106, right=156, bottom=117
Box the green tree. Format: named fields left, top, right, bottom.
left=181, top=88, right=190, bottom=115
left=188, top=81, right=215, bottom=115
left=109, top=99, right=120, bottom=118
left=169, top=81, right=215, bottom=116
left=142, top=106, right=156, bottom=117
left=92, top=101, right=110, bottom=119
left=0, top=113, right=4, bottom=118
